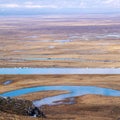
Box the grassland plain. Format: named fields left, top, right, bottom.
left=0, top=15, right=120, bottom=120
left=0, top=15, right=120, bottom=68
left=0, top=75, right=120, bottom=120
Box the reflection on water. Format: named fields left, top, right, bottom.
left=0, top=68, right=120, bottom=74
left=54, top=39, right=73, bottom=44
left=96, top=33, right=120, bottom=39
left=24, top=36, right=38, bottom=39
left=48, top=46, right=55, bottom=49
left=69, top=33, right=120, bottom=41
left=2, top=80, right=13, bottom=85
left=24, top=58, right=119, bottom=62
left=1, top=86, right=120, bottom=107
left=3, top=57, right=116, bottom=62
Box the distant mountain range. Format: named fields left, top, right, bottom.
left=0, top=8, right=120, bottom=16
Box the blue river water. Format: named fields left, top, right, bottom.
left=1, top=86, right=120, bottom=107
left=0, top=68, right=120, bottom=74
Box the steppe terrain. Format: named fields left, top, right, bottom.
left=0, top=15, right=120, bottom=68
left=0, top=74, right=120, bottom=120
left=0, top=15, right=120, bottom=120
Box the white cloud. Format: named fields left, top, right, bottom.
left=102, top=0, right=120, bottom=8
left=79, top=1, right=87, bottom=8
left=0, top=3, right=57, bottom=9
left=0, top=0, right=120, bottom=9
left=24, top=1, right=33, bottom=5
left=104, top=0, right=114, bottom=4
left=24, top=5, right=57, bottom=8
left=0, top=4, right=19, bottom=8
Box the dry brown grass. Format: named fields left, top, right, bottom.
left=42, top=95, right=120, bottom=120
left=0, top=74, right=120, bottom=93
left=0, top=111, right=43, bottom=120
left=0, top=16, right=120, bottom=68
left=0, top=15, right=120, bottom=120
left=0, top=75, right=120, bottom=119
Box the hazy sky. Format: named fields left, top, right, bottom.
left=0, top=0, right=120, bottom=15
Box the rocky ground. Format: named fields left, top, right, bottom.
left=0, top=97, right=46, bottom=119
left=0, top=95, right=120, bottom=120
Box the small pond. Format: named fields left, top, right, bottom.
left=2, top=80, right=13, bottom=85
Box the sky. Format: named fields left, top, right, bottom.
left=0, top=0, right=120, bottom=15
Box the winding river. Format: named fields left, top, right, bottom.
left=1, top=86, right=120, bottom=107
left=1, top=68, right=120, bottom=107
